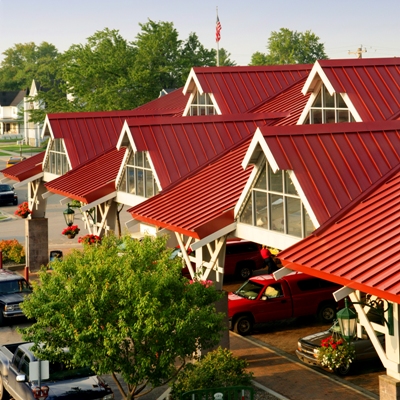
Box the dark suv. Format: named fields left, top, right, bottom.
left=0, top=269, right=32, bottom=325
left=0, top=184, right=18, bottom=205
left=177, top=240, right=264, bottom=280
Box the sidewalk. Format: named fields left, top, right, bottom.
left=229, top=332, right=378, bottom=400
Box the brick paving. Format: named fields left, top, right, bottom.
left=229, top=332, right=378, bottom=400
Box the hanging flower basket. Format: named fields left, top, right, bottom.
left=14, top=202, right=31, bottom=219
left=317, top=335, right=355, bottom=371
left=61, top=225, right=80, bottom=239
left=78, top=234, right=101, bottom=245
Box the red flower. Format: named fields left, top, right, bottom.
left=78, top=234, right=101, bottom=245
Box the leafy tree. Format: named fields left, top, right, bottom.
left=61, top=28, right=138, bottom=111
left=20, top=234, right=225, bottom=400
left=249, top=51, right=269, bottom=66
left=250, top=28, right=328, bottom=65
left=170, top=347, right=253, bottom=399
left=130, top=20, right=182, bottom=104
left=0, top=42, right=60, bottom=91
left=216, top=48, right=236, bottom=67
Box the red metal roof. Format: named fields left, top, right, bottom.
left=311, top=58, right=400, bottom=122
left=0, top=152, right=44, bottom=182
left=278, top=166, right=400, bottom=304
left=126, top=113, right=284, bottom=189
left=258, top=121, right=400, bottom=226
left=46, top=110, right=137, bottom=169
left=251, top=77, right=311, bottom=126
left=186, top=65, right=312, bottom=114
left=130, top=88, right=188, bottom=117
left=44, top=148, right=126, bottom=204
left=128, top=140, right=252, bottom=239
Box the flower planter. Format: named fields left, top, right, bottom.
left=66, top=234, right=76, bottom=239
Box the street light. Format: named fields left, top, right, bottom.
left=337, top=297, right=394, bottom=341
left=63, top=203, right=75, bottom=227
left=336, top=298, right=357, bottom=342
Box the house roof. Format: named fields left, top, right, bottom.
left=128, top=140, right=252, bottom=239
left=254, top=121, right=400, bottom=227
left=184, top=65, right=312, bottom=114
left=125, top=113, right=284, bottom=189
left=304, top=58, right=400, bottom=122
left=0, top=90, right=27, bottom=107
left=44, top=147, right=127, bottom=204
left=130, top=87, right=188, bottom=117
left=278, top=166, right=400, bottom=304
left=251, top=77, right=311, bottom=126
left=0, top=152, right=44, bottom=182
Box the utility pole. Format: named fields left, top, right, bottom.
left=348, top=45, right=367, bottom=59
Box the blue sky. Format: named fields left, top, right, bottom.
left=1, top=0, right=399, bottom=66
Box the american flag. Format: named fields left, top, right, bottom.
left=216, top=16, right=222, bottom=42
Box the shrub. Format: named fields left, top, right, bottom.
left=0, top=239, right=25, bottom=264
left=169, top=347, right=253, bottom=399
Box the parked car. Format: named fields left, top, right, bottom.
left=0, top=269, right=32, bottom=325
left=296, top=323, right=384, bottom=375
left=177, top=239, right=265, bottom=280
left=0, top=184, right=18, bottom=205
left=6, top=156, right=26, bottom=168
left=228, top=272, right=341, bottom=335
left=0, top=342, right=114, bottom=399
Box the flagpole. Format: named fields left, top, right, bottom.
left=216, top=7, right=219, bottom=67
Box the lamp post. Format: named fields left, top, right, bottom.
left=63, top=203, right=75, bottom=227
left=336, top=298, right=357, bottom=342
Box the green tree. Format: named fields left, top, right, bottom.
left=20, top=234, right=225, bottom=400
left=61, top=28, right=138, bottom=111
left=0, top=42, right=60, bottom=91
left=250, top=28, right=328, bottom=65
left=130, top=20, right=182, bottom=104
left=249, top=51, right=269, bottom=66
left=216, top=48, right=236, bottom=67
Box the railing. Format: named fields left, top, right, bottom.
left=181, top=386, right=254, bottom=400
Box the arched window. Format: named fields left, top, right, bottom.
left=239, top=164, right=314, bottom=238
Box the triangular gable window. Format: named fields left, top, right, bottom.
left=303, top=84, right=355, bottom=124
left=120, top=151, right=159, bottom=198
left=189, top=91, right=216, bottom=116
left=239, top=164, right=314, bottom=238
left=44, top=139, right=69, bottom=175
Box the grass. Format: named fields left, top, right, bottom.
left=0, top=141, right=45, bottom=154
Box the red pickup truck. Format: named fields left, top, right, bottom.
left=228, top=272, right=341, bottom=335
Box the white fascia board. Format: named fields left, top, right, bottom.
left=302, top=61, right=336, bottom=95
left=182, top=92, right=195, bottom=116
left=41, top=191, right=54, bottom=199
left=182, top=68, right=203, bottom=95
left=13, top=172, right=44, bottom=188
left=80, top=192, right=117, bottom=211
left=41, top=115, right=53, bottom=140
left=0, top=177, right=14, bottom=184
left=297, top=86, right=320, bottom=125
left=115, top=145, right=131, bottom=191
left=234, top=163, right=259, bottom=216
left=273, top=267, right=296, bottom=281
left=116, top=120, right=137, bottom=151
left=242, top=128, right=279, bottom=172
left=209, top=93, right=222, bottom=115
left=125, top=219, right=139, bottom=228
left=190, top=223, right=237, bottom=251
left=333, top=286, right=355, bottom=302
left=341, top=93, right=362, bottom=122
left=288, top=170, right=320, bottom=229
left=146, top=152, right=162, bottom=191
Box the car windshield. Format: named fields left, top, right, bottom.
left=0, top=185, right=12, bottom=192
left=234, top=280, right=264, bottom=300
left=0, top=280, right=31, bottom=294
